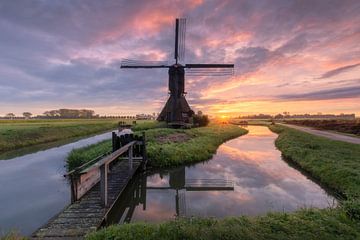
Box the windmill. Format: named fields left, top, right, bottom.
left=121, top=18, right=234, bottom=127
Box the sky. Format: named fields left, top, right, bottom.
left=0, top=0, right=359, bottom=117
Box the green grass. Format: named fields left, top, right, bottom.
left=132, top=121, right=167, bottom=131
left=268, top=124, right=360, bottom=198
left=66, top=124, right=248, bottom=171
left=0, top=231, right=27, bottom=240
left=0, top=119, right=160, bottom=156
left=87, top=209, right=360, bottom=240
left=84, top=123, right=360, bottom=240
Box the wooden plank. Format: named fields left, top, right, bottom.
left=100, top=164, right=108, bottom=207
left=80, top=141, right=138, bottom=174
left=76, top=168, right=100, bottom=200
left=128, top=145, right=133, bottom=171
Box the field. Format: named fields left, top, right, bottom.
left=85, top=124, right=360, bottom=240
left=0, top=119, right=161, bottom=157
left=67, top=123, right=248, bottom=171
left=283, top=119, right=360, bottom=136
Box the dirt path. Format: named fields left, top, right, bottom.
left=278, top=123, right=360, bottom=144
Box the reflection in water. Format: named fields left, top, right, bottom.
left=108, top=126, right=337, bottom=224
left=0, top=131, right=114, bottom=236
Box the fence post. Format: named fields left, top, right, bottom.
left=70, top=174, right=78, bottom=203
left=128, top=145, right=133, bottom=172
left=100, top=164, right=108, bottom=207
left=112, top=132, right=116, bottom=152
left=142, top=131, right=147, bottom=163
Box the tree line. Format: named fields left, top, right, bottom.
left=2, top=109, right=96, bottom=119
left=1, top=109, right=145, bottom=119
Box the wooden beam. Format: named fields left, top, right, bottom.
left=80, top=141, right=137, bottom=174
left=100, top=164, right=108, bottom=207
left=128, top=145, right=133, bottom=171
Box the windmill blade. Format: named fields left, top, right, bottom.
left=186, top=67, right=234, bottom=76
left=121, top=59, right=170, bottom=68
left=178, top=18, right=186, bottom=62
left=185, top=63, right=234, bottom=68
left=174, top=19, right=179, bottom=63
left=175, top=18, right=186, bottom=63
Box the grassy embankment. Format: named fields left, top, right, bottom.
left=86, top=124, right=360, bottom=240
left=67, top=123, right=248, bottom=171
left=0, top=119, right=162, bottom=157
left=269, top=124, right=360, bottom=198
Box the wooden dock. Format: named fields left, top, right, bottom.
left=32, top=132, right=146, bottom=239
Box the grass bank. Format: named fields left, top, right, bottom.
left=85, top=124, right=360, bottom=240
left=0, top=119, right=161, bottom=157
left=67, top=124, right=248, bottom=171
left=268, top=124, right=360, bottom=198
left=87, top=209, right=360, bottom=240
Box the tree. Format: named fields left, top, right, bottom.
left=43, top=110, right=60, bottom=117
left=193, top=114, right=209, bottom=127
left=23, top=112, right=32, bottom=119
left=5, top=113, right=15, bottom=119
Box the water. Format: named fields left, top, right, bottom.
left=0, top=131, right=113, bottom=236
left=0, top=126, right=337, bottom=235
left=107, top=126, right=336, bottom=224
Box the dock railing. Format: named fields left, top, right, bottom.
left=65, top=132, right=147, bottom=207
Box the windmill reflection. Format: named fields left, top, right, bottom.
left=105, top=166, right=234, bottom=225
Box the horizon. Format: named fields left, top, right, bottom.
left=1, top=1, right=360, bottom=116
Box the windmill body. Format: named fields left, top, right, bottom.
left=121, top=18, right=234, bottom=127
left=157, top=64, right=193, bottom=125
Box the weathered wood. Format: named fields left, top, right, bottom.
left=77, top=168, right=100, bottom=200
left=80, top=141, right=137, bottom=174
left=112, top=132, right=117, bottom=152
left=33, top=134, right=147, bottom=239
left=128, top=145, right=133, bottom=171
left=100, top=164, right=108, bottom=207
left=32, top=160, right=143, bottom=239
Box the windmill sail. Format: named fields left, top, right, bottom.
left=175, top=18, right=186, bottom=63
left=121, top=59, right=170, bottom=68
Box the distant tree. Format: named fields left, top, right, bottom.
left=23, top=112, right=32, bottom=119
left=274, top=114, right=284, bottom=119
left=197, top=110, right=203, bottom=116
left=5, top=113, right=15, bottom=119
left=43, top=110, right=60, bottom=117
left=42, top=109, right=95, bottom=118
left=193, top=114, right=209, bottom=127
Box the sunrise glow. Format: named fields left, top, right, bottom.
left=0, top=1, right=359, bottom=116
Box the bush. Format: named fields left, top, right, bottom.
left=193, top=114, right=210, bottom=127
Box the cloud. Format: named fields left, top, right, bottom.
left=278, top=86, right=360, bottom=101
left=0, top=0, right=360, bottom=115
left=317, top=63, right=360, bottom=79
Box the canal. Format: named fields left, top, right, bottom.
left=0, top=131, right=113, bottom=236
left=106, top=126, right=336, bottom=224
left=0, top=126, right=337, bottom=236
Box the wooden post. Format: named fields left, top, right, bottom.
left=120, top=135, right=125, bottom=147
left=70, top=174, right=78, bottom=203
left=100, top=164, right=108, bottom=207
left=112, top=132, right=117, bottom=152
left=128, top=145, right=133, bottom=172
left=142, top=131, right=147, bottom=163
